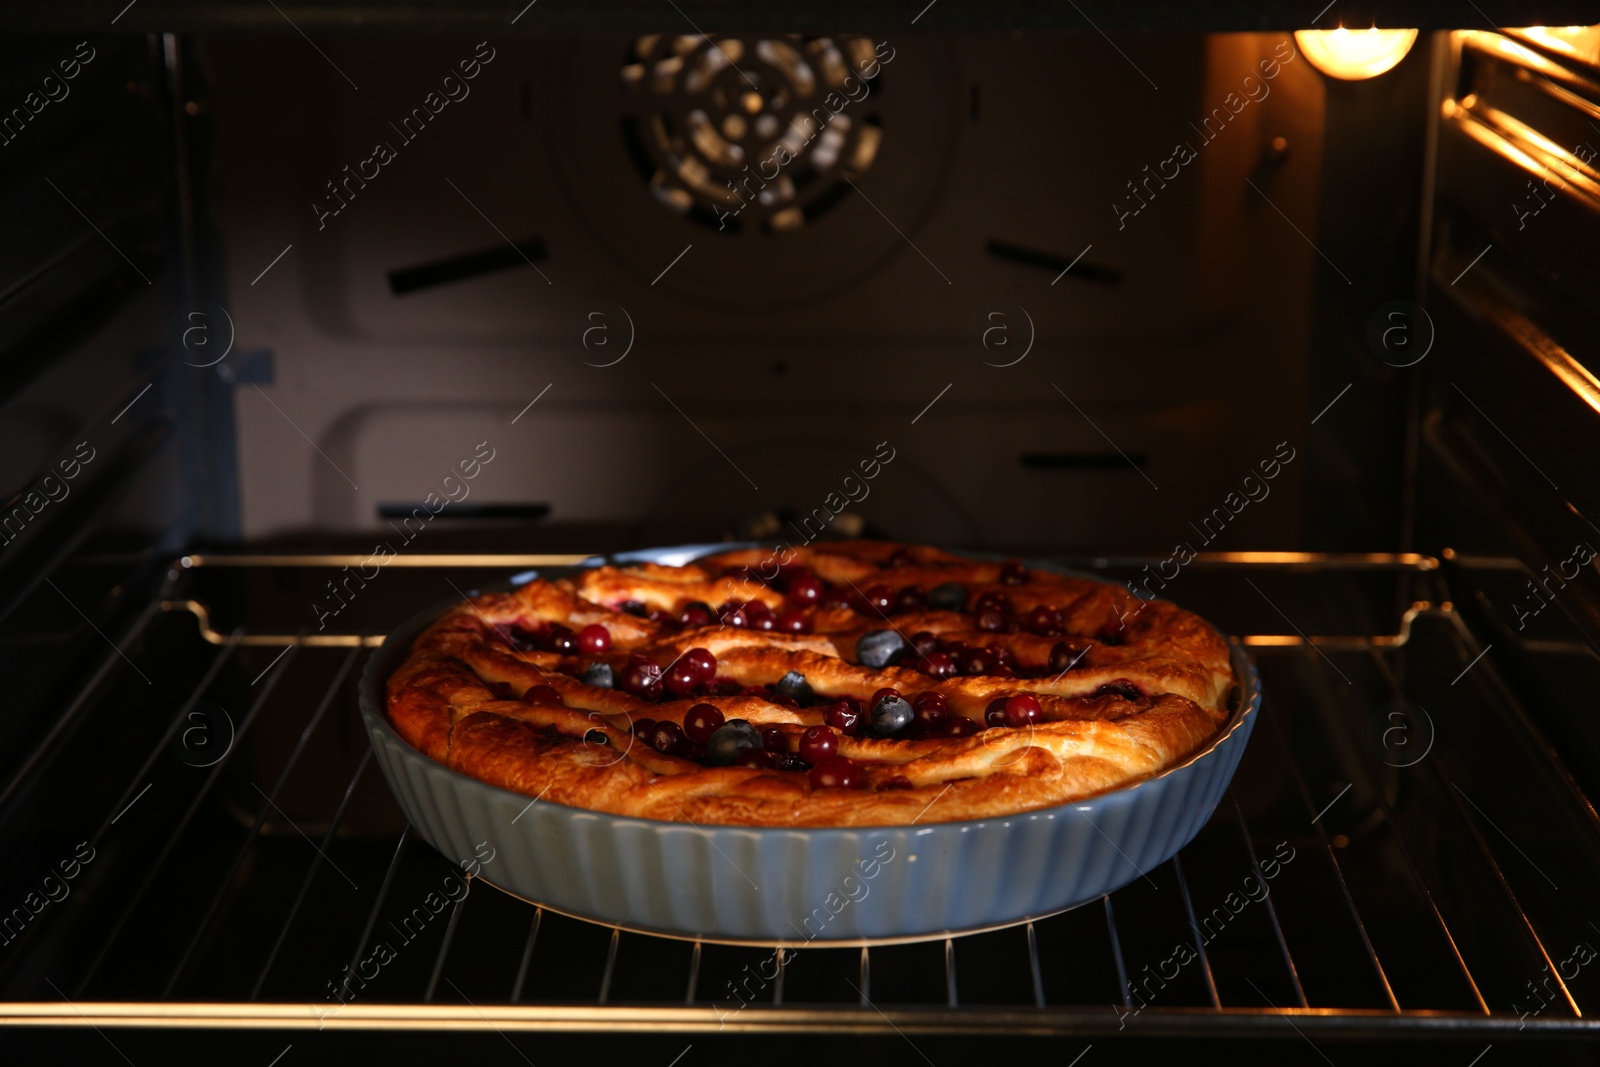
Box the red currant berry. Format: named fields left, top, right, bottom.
left=683, top=703, right=726, bottom=743
left=786, top=570, right=824, bottom=605
left=1049, top=642, right=1087, bottom=672
left=895, top=586, right=925, bottom=613
left=819, top=587, right=855, bottom=610
left=631, top=717, right=657, bottom=739
left=522, top=684, right=563, bottom=705
left=798, top=725, right=838, bottom=763
left=999, top=561, right=1028, bottom=586
left=649, top=720, right=689, bottom=755
left=736, top=748, right=778, bottom=769
left=681, top=601, right=714, bottom=627
left=823, top=699, right=861, bottom=736
left=620, top=657, right=663, bottom=696
left=808, top=756, right=860, bottom=789
left=945, top=715, right=981, bottom=737
left=921, top=652, right=956, bottom=678
left=1003, top=694, right=1043, bottom=728
left=974, top=591, right=1012, bottom=615
left=762, top=727, right=788, bottom=754
left=976, top=610, right=1006, bottom=633
left=496, top=624, right=539, bottom=652
left=870, top=687, right=902, bottom=710
left=863, top=585, right=896, bottom=614
left=575, top=624, right=611, bottom=654
left=663, top=660, right=702, bottom=696
left=1024, top=606, right=1062, bottom=635
left=546, top=624, right=577, bottom=654
left=776, top=609, right=810, bottom=634
left=681, top=647, right=716, bottom=681
left=985, top=698, right=1009, bottom=727
left=911, top=631, right=940, bottom=656
left=911, top=691, right=948, bottom=729
left=717, top=601, right=749, bottom=627
left=960, top=649, right=994, bottom=675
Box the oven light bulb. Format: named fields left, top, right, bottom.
left=1294, top=26, right=1419, bottom=80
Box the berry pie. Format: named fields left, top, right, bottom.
left=386, top=542, right=1236, bottom=827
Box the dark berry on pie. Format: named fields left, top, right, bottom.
left=579, top=662, right=614, bottom=688
left=773, top=669, right=814, bottom=702
left=707, top=719, right=762, bottom=765
left=928, top=582, right=968, bottom=611
left=857, top=629, right=907, bottom=668
left=868, top=694, right=914, bottom=737
left=1096, top=680, right=1144, bottom=701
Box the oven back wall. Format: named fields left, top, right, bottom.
left=209, top=31, right=1319, bottom=553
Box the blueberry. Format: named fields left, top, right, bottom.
left=706, top=719, right=763, bottom=765
left=928, top=582, right=968, bottom=611
left=857, top=629, right=907, bottom=668
left=579, top=661, right=614, bottom=688
left=868, top=695, right=914, bottom=737
left=773, top=669, right=813, bottom=703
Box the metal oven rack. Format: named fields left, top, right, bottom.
left=2, top=552, right=1598, bottom=1049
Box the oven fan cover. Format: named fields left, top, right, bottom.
left=547, top=34, right=955, bottom=305
left=621, top=34, right=887, bottom=235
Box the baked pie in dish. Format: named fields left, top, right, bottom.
left=385, top=541, right=1236, bottom=828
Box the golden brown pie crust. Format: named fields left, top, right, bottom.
left=386, top=542, right=1236, bottom=827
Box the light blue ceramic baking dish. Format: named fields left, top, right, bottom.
left=358, top=544, right=1260, bottom=945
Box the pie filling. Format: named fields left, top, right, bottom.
left=386, top=541, right=1237, bottom=826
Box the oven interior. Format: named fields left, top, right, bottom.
left=2, top=7, right=1600, bottom=1060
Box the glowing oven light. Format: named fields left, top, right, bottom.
left=1294, top=27, right=1419, bottom=80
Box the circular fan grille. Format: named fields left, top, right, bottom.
left=620, top=34, right=886, bottom=235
